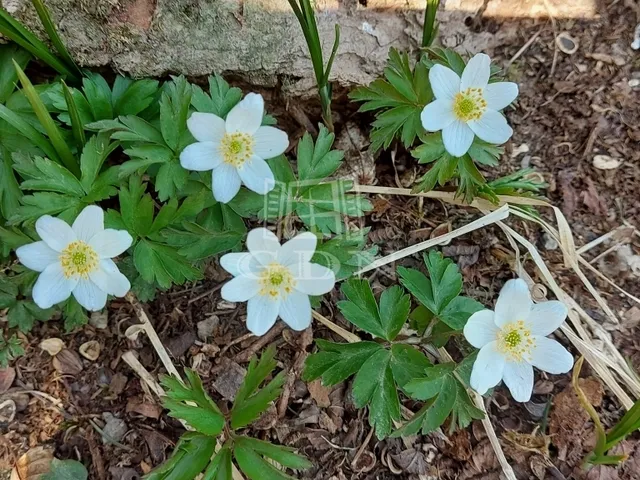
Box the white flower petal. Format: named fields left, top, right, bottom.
left=73, top=279, right=108, bottom=311
left=212, top=164, right=242, bottom=203
left=530, top=336, right=574, bottom=374
left=502, top=361, right=534, bottom=402
left=495, top=279, right=532, bottom=327
left=277, top=232, right=317, bottom=266
left=461, top=53, right=491, bottom=90
left=16, top=241, right=59, bottom=272
left=246, top=295, right=280, bottom=336
left=89, top=229, right=133, bottom=258
left=180, top=142, right=223, bottom=171
left=442, top=120, right=474, bottom=157
left=291, top=263, right=335, bottom=296
left=90, top=259, right=130, bottom=297
left=36, top=215, right=76, bottom=252
left=464, top=310, right=499, bottom=348
left=420, top=99, right=456, bottom=132
left=72, top=205, right=104, bottom=242
left=429, top=64, right=461, bottom=100
left=221, top=275, right=260, bottom=302
left=253, top=126, right=289, bottom=159
left=226, top=93, right=264, bottom=135
left=32, top=263, right=77, bottom=309
left=279, top=290, right=312, bottom=331
left=470, top=341, right=505, bottom=395
left=187, top=112, right=226, bottom=143
left=238, top=155, right=275, bottom=195
left=247, top=228, right=281, bottom=266
left=467, top=109, right=513, bottom=145
left=527, top=301, right=568, bottom=336
left=484, top=82, right=518, bottom=111
left=219, top=252, right=260, bottom=277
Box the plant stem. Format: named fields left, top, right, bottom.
left=422, top=0, right=440, bottom=48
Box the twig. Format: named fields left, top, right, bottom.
left=506, top=28, right=543, bottom=68
left=312, top=310, right=360, bottom=343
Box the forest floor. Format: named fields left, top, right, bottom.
left=1, top=1, right=640, bottom=479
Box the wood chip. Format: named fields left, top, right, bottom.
left=592, top=154, right=621, bottom=170
left=39, top=338, right=65, bottom=356
left=52, top=349, right=83, bottom=375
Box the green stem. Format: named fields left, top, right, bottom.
left=422, top=0, right=440, bottom=48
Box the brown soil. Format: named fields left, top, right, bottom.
left=2, top=1, right=640, bottom=479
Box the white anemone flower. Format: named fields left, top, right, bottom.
left=179, top=93, right=289, bottom=204
left=463, top=278, right=573, bottom=402
left=219, top=228, right=336, bottom=336
left=421, top=53, right=518, bottom=157
left=16, top=205, right=132, bottom=312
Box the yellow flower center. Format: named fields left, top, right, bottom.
left=453, top=87, right=487, bottom=122
left=219, top=132, right=254, bottom=167
left=497, top=320, right=535, bottom=362
left=59, top=241, right=99, bottom=279
left=258, top=263, right=296, bottom=300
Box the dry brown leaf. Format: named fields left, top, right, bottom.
left=10, top=447, right=54, bottom=480
left=39, top=338, right=65, bottom=356
left=581, top=178, right=607, bottom=216
left=52, top=349, right=83, bottom=375
left=79, top=340, right=101, bottom=361
left=0, top=367, right=16, bottom=394
left=308, top=379, right=331, bottom=408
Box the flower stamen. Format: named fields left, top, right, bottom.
left=59, top=241, right=99, bottom=279
left=453, top=87, right=487, bottom=122
left=258, top=263, right=296, bottom=300
left=219, top=132, right=254, bottom=167
left=497, top=320, right=535, bottom=362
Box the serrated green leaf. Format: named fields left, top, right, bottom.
left=63, top=296, right=89, bottom=331
left=231, top=345, right=286, bottom=430
left=12, top=153, right=84, bottom=196
left=143, top=433, right=217, bottom=480
left=0, top=103, right=60, bottom=163
left=79, top=132, right=118, bottom=192
left=191, top=75, right=243, bottom=118
left=468, top=140, right=503, bottom=167
left=160, top=76, right=192, bottom=151
left=9, top=192, right=81, bottom=225
left=202, top=445, right=233, bottom=480
left=352, top=348, right=400, bottom=439
left=113, top=77, right=159, bottom=116
left=7, top=300, right=54, bottom=332
left=312, top=230, right=376, bottom=280
left=337, top=278, right=409, bottom=341
left=412, top=132, right=446, bottom=164
left=303, top=340, right=382, bottom=385
left=297, top=125, right=343, bottom=182
left=440, top=295, right=484, bottom=330
left=234, top=445, right=297, bottom=480
left=41, top=459, right=88, bottom=480
left=154, top=161, right=189, bottom=201
left=398, top=250, right=462, bottom=322
left=0, top=44, right=30, bottom=103
left=234, top=437, right=312, bottom=470
left=162, top=221, right=243, bottom=261
left=0, top=334, right=24, bottom=367
left=389, top=344, right=432, bottom=390
left=133, top=240, right=202, bottom=289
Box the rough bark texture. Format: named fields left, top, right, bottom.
left=2, top=0, right=596, bottom=94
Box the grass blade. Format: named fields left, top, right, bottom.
left=61, top=81, right=86, bottom=148
left=321, top=24, right=340, bottom=86
left=0, top=103, right=60, bottom=162
left=30, top=0, right=81, bottom=77
left=0, top=44, right=31, bottom=103
left=422, top=0, right=440, bottom=48
left=13, top=60, right=80, bottom=177
left=0, top=8, right=78, bottom=79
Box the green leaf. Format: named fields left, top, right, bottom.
left=162, top=221, right=243, bottom=261
left=303, top=340, right=382, bottom=385
left=63, top=297, right=89, bottom=331
left=312, top=229, right=377, bottom=280
left=9, top=192, right=81, bottom=225
left=389, top=344, right=432, bottom=391
left=234, top=437, right=312, bottom=470
left=79, top=132, right=118, bottom=193
left=412, top=152, right=457, bottom=193
left=160, top=76, right=192, bottom=151
left=191, top=75, right=243, bottom=118
left=0, top=334, right=24, bottom=367
left=468, top=140, right=503, bottom=167
left=13, top=153, right=84, bottom=196
left=144, top=433, right=217, bottom=480
left=7, top=300, right=54, bottom=333
left=41, top=459, right=88, bottom=480
left=0, top=44, right=30, bottom=103
left=154, top=161, right=189, bottom=201
left=160, top=369, right=224, bottom=436
left=0, top=102, right=60, bottom=163
left=13, top=61, right=79, bottom=177
left=440, top=296, right=484, bottom=330
left=352, top=348, right=400, bottom=439
left=412, top=132, right=446, bottom=164
left=337, top=278, right=409, bottom=341
left=202, top=445, right=233, bottom=480
left=113, top=77, right=159, bottom=116
left=133, top=240, right=202, bottom=289
left=0, top=148, right=23, bottom=219
left=61, top=81, right=86, bottom=148
left=231, top=345, right=286, bottom=430
left=350, top=48, right=431, bottom=151
left=234, top=444, right=296, bottom=480
left=118, top=176, right=153, bottom=237
left=297, top=125, right=343, bottom=181
left=398, top=250, right=466, bottom=330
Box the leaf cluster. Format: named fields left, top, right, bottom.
left=350, top=48, right=431, bottom=151
left=147, top=346, right=311, bottom=480
left=260, top=125, right=372, bottom=235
